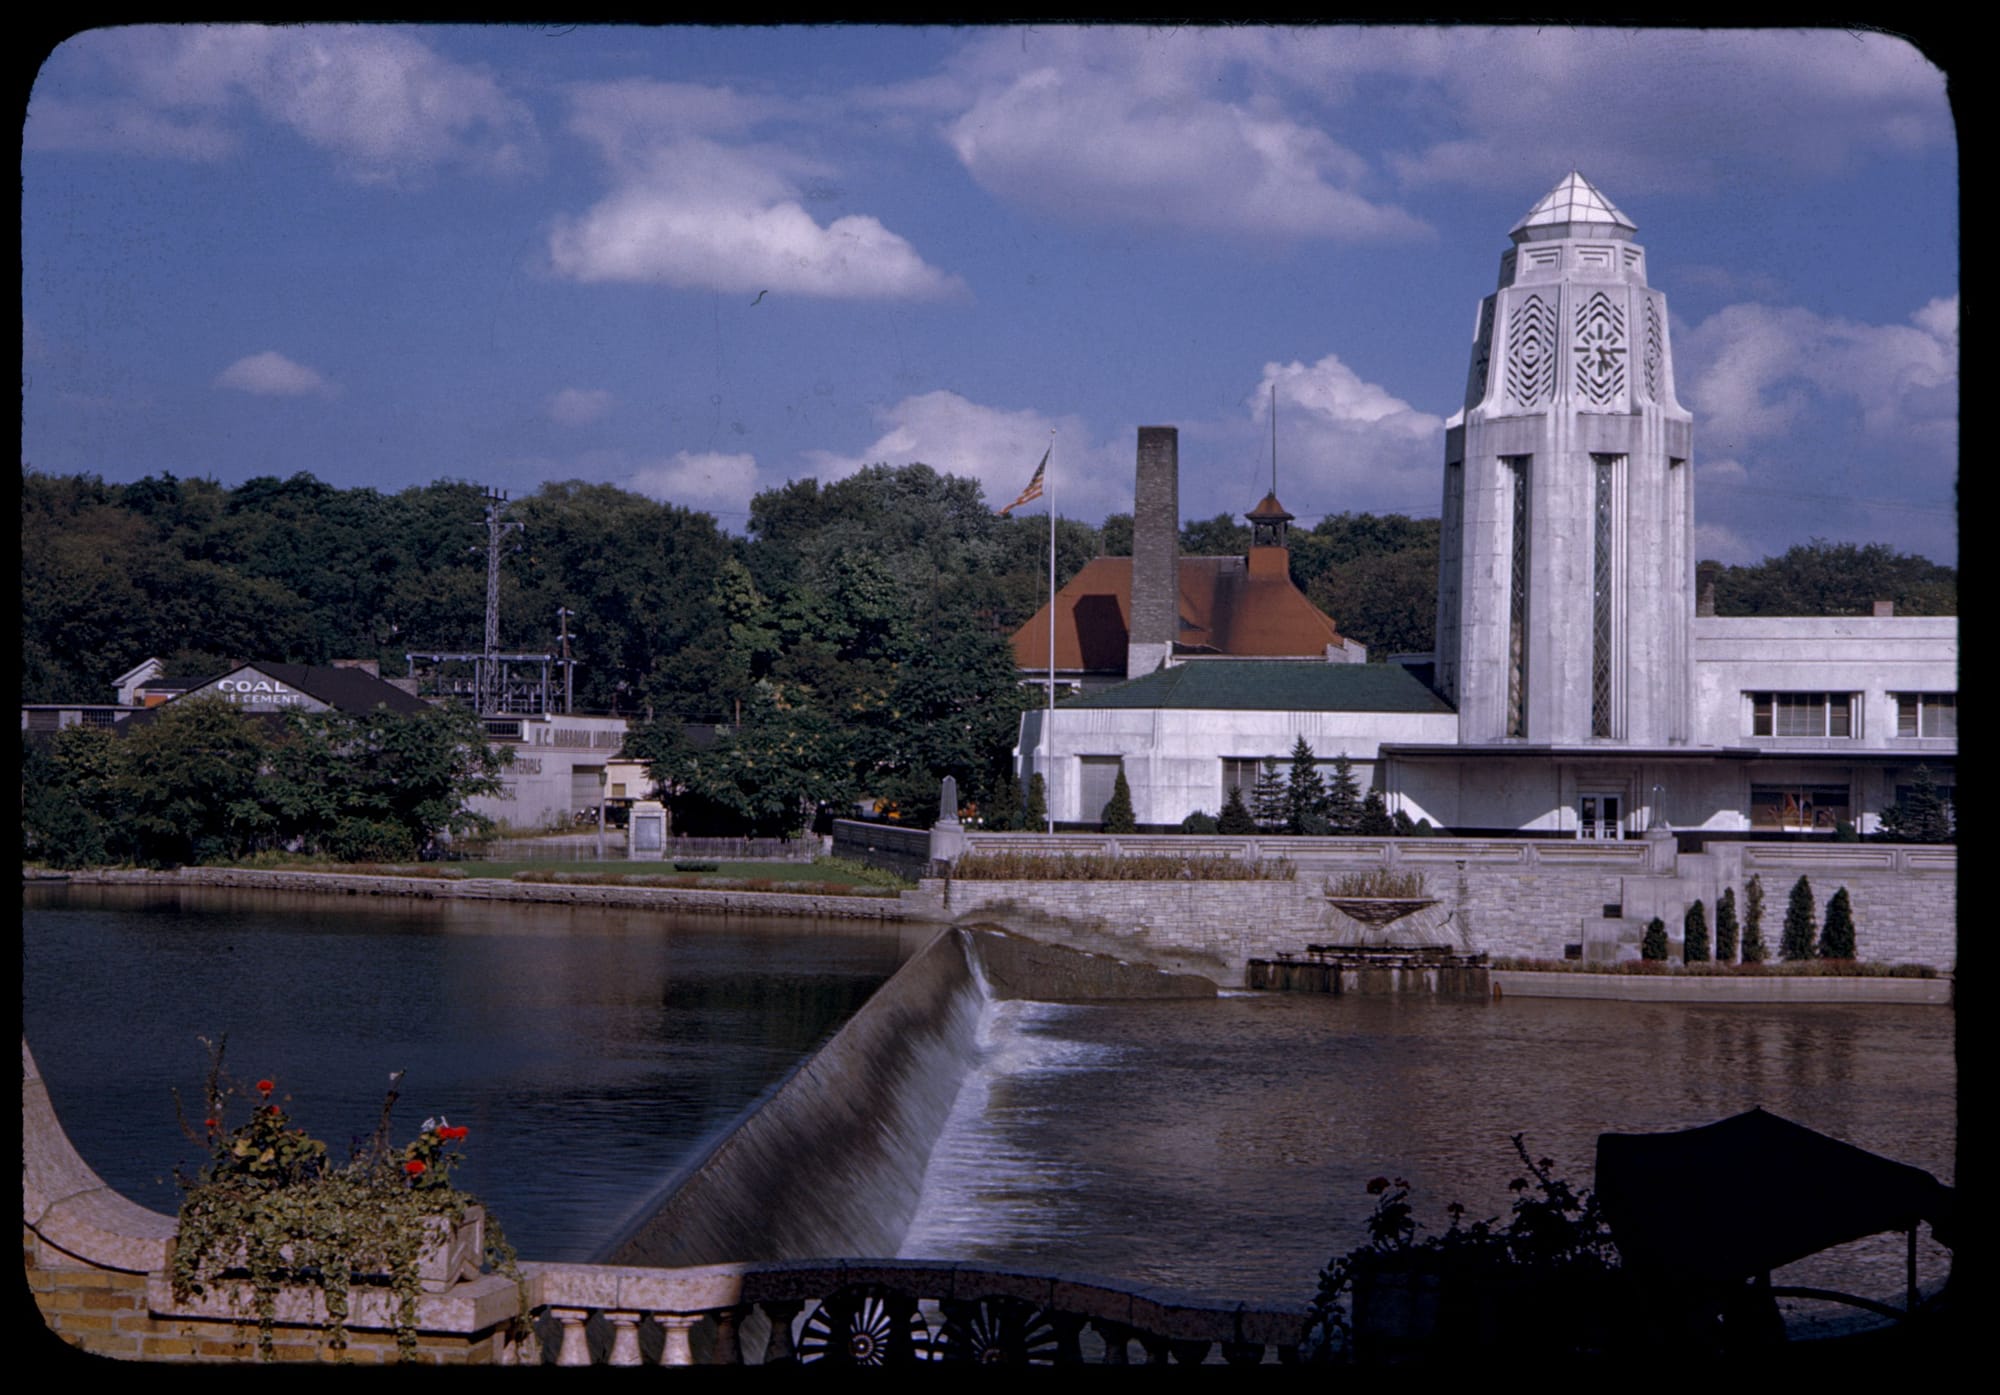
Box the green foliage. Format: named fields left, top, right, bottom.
left=1024, top=773, right=1048, bottom=831
left=1781, top=875, right=1819, bottom=961
left=1682, top=899, right=1710, bottom=963
left=1324, top=754, right=1362, bottom=834
left=1301, top=519, right=1441, bottom=661
left=1708, top=539, right=1955, bottom=618
left=1286, top=737, right=1327, bottom=835
left=170, top=1039, right=518, bottom=1361
left=1879, top=765, right=1954, bottom=843
left=1180, top=810, right=1220, bottom=834
left=116, top=697, right=278, bottom=866
left=1742, top=875, right=1768, bottom=964
left=1358, top=789, right=1395, bottom=836
left=1217, top=785, right=1258, bottom=834
left=1714, top=887, right=1739, bottom=963
left=1252, top=757, right=1289, bottom=833
left=1304, top=1137, right=1618, bottom=1365
left=1820, top=886, right=1856, bottom=960
left=1101, top=766, right=1137, bottom=833
left=1641, top=917, right=1669, bottom=961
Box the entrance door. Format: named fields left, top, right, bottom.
left=1578, top=792, right=1623, bottom=840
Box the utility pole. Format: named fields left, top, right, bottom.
left=556, top=606, right=576, bottom=715
left=472, top=489, right=523, bottom=713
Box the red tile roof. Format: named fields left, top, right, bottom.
left=1011, top=555, right=1351, bottom=673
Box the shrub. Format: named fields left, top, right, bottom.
left=1286, top=737, right=1327, bottom=834
left=1781, top=875, right=1818, bottom=961
left=1024, top=773, right=1048, bottom=831
left=1325, top=754, right=1362, bottom=834
left=1358, top=789, right=1395, bottom=836
left=1741, top=875, right=1767, bottom=964
left=952, top=852, right=1294, bottom=881
left=1328, top=869, right=1427, bottom=899
left=1253, top=758, right=1289, bottom=833
left=1683, top=900, right=1709, bottom=963
left=1879, top=764, right=1954, bottom=843
left=1714, top=887, right=1739, bottom=963
left=1181, top=809, right=1221, bottom=835
left=1216, top=786, right=1257, bottom=834
left=1820, top=886, right=1856, bottom=959
left=1101, top=767, right=1137, bottom=833
left=1641, top=917, right=1669, bottom=961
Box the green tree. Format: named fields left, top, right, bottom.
left=1715, top=887, right=1739, bottom=963
left=1358, top=789, right=1395, bottom=836
left=1781, top=875, right=1818, bottom=961
left=1879, top=765, right=1954, bottom=843
left=1180, top=513, right=1251, bottom=556
left=1683, top=900, right=1710, bottom=963
left=1102, top=767, right=1137, bottom=833
left=113, top=697, right=276, bottom=866
left=1217, top=785, right=1257, bottom=834
left=1098, top=513, right=1134, bottom=556
left=1641, top=917, right=1669, bottom=961
left=21, top=731, right=113, bottom=866
left=1742, top=875, right=1768, bottom=964
left=1024, top=773, right=1048, bottom=832
left=1324, top=754, right=1363, bottom=833
left=1820, top=887, right=1857, bottom=960
left=1710, top=540, right=1955, bottom=618
left=1252, top=757, right=1289, bottom=833
left=1286, top=737, right=1328, bottom=835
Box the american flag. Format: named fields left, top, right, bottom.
left=997, top=447, right=1049, bottom=516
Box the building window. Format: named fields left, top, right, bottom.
left=1590, top=454, right=1620, bottom=737
left=1221, top=758, right=1262, bottom=797
left=1895, top=693, right=1956, bottom=739
left=80, top=709, right=119, bottom=729
left=1749, top=693, right=1855, bottom=739
left=1079, top=756, right=1124, bottom=823
left=1505, top=456, right=1530, bottom=737
left=1749, top=784, right=1851, bottom=832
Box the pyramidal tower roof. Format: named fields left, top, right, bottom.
left=1510, top=172, right=1636, bottom=242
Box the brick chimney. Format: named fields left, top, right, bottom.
left=1695, top=561, right=1720, bottom=618
left=1129, top=427, right=1179, bottom=679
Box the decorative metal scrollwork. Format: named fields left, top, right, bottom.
left=795, top=1285, right=931, bottom=1367
left=935, top=1296, right=1061, bottom=1365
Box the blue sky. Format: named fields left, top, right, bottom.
left=23, top=24, right=1958, bottom=564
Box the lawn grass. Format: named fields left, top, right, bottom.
left=214, top=854, right=911, bottom=895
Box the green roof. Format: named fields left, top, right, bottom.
left=1063, top=661, right=1455, bottom=713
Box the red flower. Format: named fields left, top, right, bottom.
left=439, top=1125, right=469, bottom=1141
left=256, top=1079, right=275, bottom=1096
left=204, top=1118, right=219, bottom=1130
left=405, top=1160, right=427, bottom=1176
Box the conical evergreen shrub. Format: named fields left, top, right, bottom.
left=1683, top=900, right=1710, bottom=963
left=1742, top=875, right=1767, bottom=963
left=1024, top=773, right=1048, bottom=831
left=1102, top=767, right=1137, bottom=833
left=1641, top=917, right=1669, bottom=961
left=1820, top=886, right=1856, bottom=959
left=1781, top=875, right=1818, bottom=961
left=1715, top=887, right=1739, bottom=963
left=1217, top=785, right=1257, bottom=834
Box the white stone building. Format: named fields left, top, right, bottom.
left=1016, top=174, right=1956, bottom=837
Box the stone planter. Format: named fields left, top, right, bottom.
left=201, top=1203, right=485, bottom=1294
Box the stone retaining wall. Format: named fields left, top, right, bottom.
left=1490, top=970, right=1952, bottom=1005
left=54, top=867, right=913, bottom=920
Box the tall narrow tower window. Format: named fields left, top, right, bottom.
left=1505, top=456, right=1530, bottom=738
left=1591, top=454, right=1621, bottom=737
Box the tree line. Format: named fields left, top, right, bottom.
left=21, top=698, right=508, bottom=868
left=21, top=464, right=1956, bottom=839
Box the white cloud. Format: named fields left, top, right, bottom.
left=549, top=387, right=613, bottom=427
left=1221, top=356, right=1445, bottom=519
left=550, top=82, right=963, bottom=301
left=1677, top=298, right=1957, bottom=456
left=1694, top=520, right=1758, bottom=566
left=627, top=450, right=763, bottom=517
left=940, top=32, right=1427, bottom=242
left=30, top=26, right=536, bottom=182
left=214, top=350, right=337, bottom=397
left=804, top=390, right=1130, bottom=523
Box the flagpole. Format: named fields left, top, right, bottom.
left=1045, top=430, right=1056, bottom=834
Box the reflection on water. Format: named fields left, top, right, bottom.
left=22, top=885, right=922, bottom=1261
left=903, top=991, right=1955, bottom=1318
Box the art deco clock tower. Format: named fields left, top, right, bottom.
left=1435, top=173, right=1695, bottom=748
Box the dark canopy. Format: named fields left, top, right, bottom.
left=1596, top=1108, right=1955, bottom=1283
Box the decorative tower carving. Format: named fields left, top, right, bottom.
left=1435, top=173, right=1695, bottom=747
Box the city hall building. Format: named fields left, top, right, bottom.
left=1015, top=174, right=1957, bottom=837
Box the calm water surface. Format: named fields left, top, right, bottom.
left=903, top=990, right=1957, bottom=1318
left=22, top=885, right=923, bottom=1261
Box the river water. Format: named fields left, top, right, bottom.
left=25, top=885, right=1955, bottom=1326
left=22, top=884, right=922, bottom=1261
left=901, top=990, right=1957, bottom=1323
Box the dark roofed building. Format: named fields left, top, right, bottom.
left=169, top=661, right=433, bottom=717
